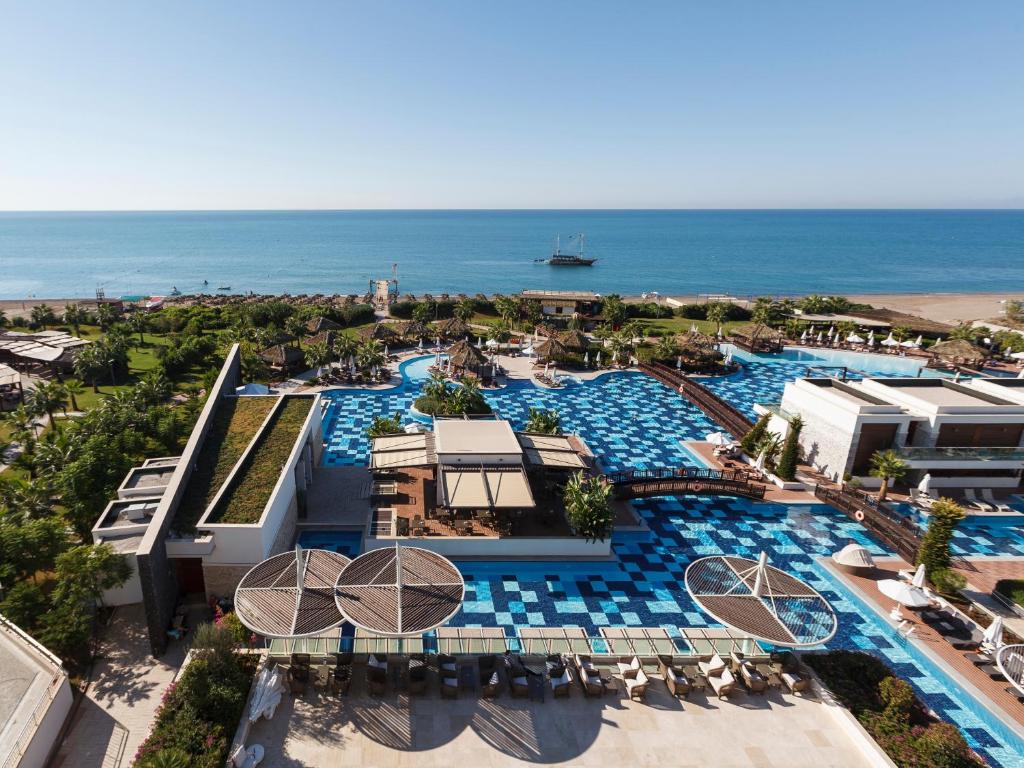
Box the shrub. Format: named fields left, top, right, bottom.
left=740, top=413, right=770, bottom=456
left=930, top=568, right=967, bottom=596
left=563, top=473, right=614, bottom=542
left=775, top=416, right=802, bottom=481
left=916, top=499, right=966, bottom=573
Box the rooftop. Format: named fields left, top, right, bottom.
left=439, top=465, right=535, bottom=508
left=95, top=498, right=161, bottom=529
left=434, top=418, right=522, bottom=457
left=520, top=289, right=599, bottom=301
left=173, top=396, right=277, bottom=531
left=867, top=378, right=1015, bottom=409
left=121, top=464, right=176, bottom=491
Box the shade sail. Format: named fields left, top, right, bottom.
left=234, top=548, right=351, bottom=638
left=334, top=545, right=464, bottom=637
left=685, top=552, right=838, bottom=647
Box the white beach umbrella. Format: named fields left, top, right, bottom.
left=878, top=579, right=931, bottom=608
left=384, top=344, right=389, bottom=357
left=690, top=324, right=698, bottom=334
left=533, top=329, right=539, bottom=342
left=1018, top=369, right=1024, bottom=379
left=706, top=432, right=731, bottom=446
left=847, top=333, right=865, bottom=344
left=900, top=339, right=919, bottom=349
left=914, top=335, right=923, bottom=347
left=418, top=338, right=424, bottom=351
left=910, top=564, right=927, bottom=589
left=816, top=332, right=823, bottom=343
left=800, top=330, right=807, bottom=342
left=612, top=350, right=618, bottom=363
left=1010, top=351, right=1024, bottom=360
left=596, top=351, right=602, bottom=366
left=754, top=450, right=767, bottom=472
left=935, top=337, right=943, bottom=344
left=584, top=351, right=590, bottom=365
left=676, top=356, right=682, bottom=369
left=983, top=617, right=1005, bottom=650
left=918, top=473, right=932, bottom=495
left=827, top=327, right=834, bottom=338
left=881, top=333, right=899, bottom=347
left=868, top=335, right=876, bottom=348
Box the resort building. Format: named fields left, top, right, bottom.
left=0, top=615, right=73, bottom=768
left=519, top=289, right=600, bottom=320
left=94, top=345, right=323, bottom=654
left=773, top=376, right=1024, bottom=489
left=0, top=330, right=90, bottom=374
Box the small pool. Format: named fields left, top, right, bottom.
left=296, top=529, right=363, bottom=557
left=723, top=344, right=941, bottom=377
left=400, top=354, right=447, bottom=382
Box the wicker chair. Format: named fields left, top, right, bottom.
left=366, top=666, right=387, bottom=696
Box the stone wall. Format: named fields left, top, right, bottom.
left=203, top=563, right=254, bottom=601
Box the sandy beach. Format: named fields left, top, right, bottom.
left=2, top=291, right=1023, bottom=327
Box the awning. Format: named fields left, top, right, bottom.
left=440, top=466, right=535, bottom=508
left=518, top=432, right=586, bottom=468
left=370, top=433, right=436, bottom=468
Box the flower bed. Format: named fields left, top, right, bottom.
left=804, top=650, right=983, bottom=767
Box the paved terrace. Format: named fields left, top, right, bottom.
left=247, top=663, right=873, bottom=768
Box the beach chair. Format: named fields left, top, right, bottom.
left=659, top=656, right=692, bottom=698
left=623, top=667, right=650, bottom=701
left=366, top=665, right=387, bottom=696
left=982, top=489, right=1015, bottom=514
left=964, top=489, right=994, bottom=512
left=708, top=668, right=737, bottom=700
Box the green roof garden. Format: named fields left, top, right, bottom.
left=174, top=396, right=277, bottom=532
left=207, top=396, right=314, bottom=525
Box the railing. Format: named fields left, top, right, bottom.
left=639, top=362, right=754, bottom=440
left=814, top=485, right=921, bottom=562
left=898, top=446, right=1024, bottom=462
left=605, top=466, right=767, bottom=500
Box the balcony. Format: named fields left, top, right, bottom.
left=898, top=445, right=1024, bottom=467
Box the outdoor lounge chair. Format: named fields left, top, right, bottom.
left=287, top=663, right=309, bottom=694
left=964, top=489, right=994, bottom=512
left=617, top=656, right=642, bottom=677
left=438, top=653, right=458, bottom=676
left=659, top=657, right=692, bottom=698
left=964, top=652, right=994, bottom=666
left=623, top=667, right=650, bottom=701
left=731, top=654, right=767, bottom=694
left=772, top=652, right=809, bottom=695
left=230, top=744, right=265, bottom=768
left=550, top=666, right=573, bottom=698
left=330, top=666, right=351, bottom=696
left=708, top=668, right=737, bottom=700
left=698, top=653, right=727, bottom=678
left=481, top=669, right=501, bottom=698
left=408, top=658, right=428, bottom=695
left=575, top=655, right=607, bottom=697
left=982, top=489, right=1015, bottom=514
left=509, top=673, right=530, bottom=698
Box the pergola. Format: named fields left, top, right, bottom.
left=685, top=552, right=838, bottom=647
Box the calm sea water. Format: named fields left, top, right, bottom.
left=1, top=210, right=1022, bottom=299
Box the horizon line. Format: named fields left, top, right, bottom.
left=1, top=206, right=1023, bottom=214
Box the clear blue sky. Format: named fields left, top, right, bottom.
left=1, top=1, right=1022, bottom=209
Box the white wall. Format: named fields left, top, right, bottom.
left=101, top=556, right=143, bottom=606
left=16, top=677, right=72, bottom=768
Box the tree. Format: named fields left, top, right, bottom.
left=563, top=473, right=614, bottom=542
left=740, top=413, right=770, bottom=456
left=63, top=304, right=88, bottom=336
left=525, top=408, right=562, bottom=434
left=775, top=416, right=803, bottom=481
left=705, top=302, right=728, bottom=336
left=869, top=449, right=908, bottom=502
left=654, top=335, right=679, bottom=363
left=127, top=311, right=149, bottom=345
left=1005, top=300, right=1023, bottom=324
left=949, top=322, right=981, bottom=343
left=412, top=301, right=435, bottom=325
left=493, top=295, right=520, bottom=329
left=30, top=304, right=56, bottom=329
left=74, top=345, right=106, bottom=392
left=356, top=339, right=386, bottom=372
left=754, top=431, right=782, bottom=468
left=524, top=300, right=542, bottom=327
left=27, top=380, right=65, bottom=429
left=332, top=332, right=359, bottom=364
left=601, top=294, right=627, bottom=329
left=367, top=412, right=403, bottom=438
left=58, top=379, right=84, bottom=413
left=96, top=302, right=119, bottom=330
left=751, top=297, right=781, bottom=327
left=0, top=516, right=68, bottom=583
left=304, top=340, right=331, bottom=377
left=454, top=298, right=476, bottom=322
left=916, top=498, right=965, bottom=574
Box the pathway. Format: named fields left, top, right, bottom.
left=52, top=604, right=193, bottom=768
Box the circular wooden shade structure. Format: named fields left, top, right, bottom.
left=334, top=545, right=465, bottom=637
left=997, top=645, right=1024, bottom=695
left=234, top=547, right=351, bottom=639
left=685, top=552, right=838, bottom=648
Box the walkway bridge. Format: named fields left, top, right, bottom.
left=814, top=485, right=921, bottom=563
left=639, top=362, right=753, bottom=440
left=605, top=467, right=767, bottom=501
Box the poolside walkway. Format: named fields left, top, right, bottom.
left=825, top=557, right=1024, bottom=730
left=246, top=667, right=873, bottom=767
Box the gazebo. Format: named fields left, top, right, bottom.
left=557, top=329, right=590, bottom=352
left=358, top=323, right=401, bottom=343
left=334, top=545, right=465, bottom=639
left=929, top=339, right=987, bottom=368
left=685, top=552, right=838, bottom=647
left=234, top=548, right=352, bottom=638
left=397, top=321, right=430, bottom=342
left=535, top=336, right=571, bottom=363
left=729, top=323, right=784, bottom=354
left=446, top=339, right=489, bottom=376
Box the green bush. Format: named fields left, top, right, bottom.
left=804, top=651, right=981, bottom=768
left=775, top=416, right=802, bottom=481
left=740, top=413, right=770, bottom=456
left=930, top=568, right=967, bottom=596
left=916, top=499, right=966, bottom=573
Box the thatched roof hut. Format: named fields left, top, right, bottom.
left=558, top=329, right=590, bottom=351
left=357, top=323, right=401, bottom=342
left=929, top=339, right=987, bottom=366
left=305, top=316, right=342, bottom=334
left=436, top=317, right=470, bottom=340
left=535, top=336, right=571, bottom=361
left=729, top=323, right=784, bottom=353
left=447, top=339, right=488, bottom=371
left=397, top=320, right=430, bottom=341
left=259, top=344, right=305, bottom=372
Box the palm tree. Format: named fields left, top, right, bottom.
left=454, top=298, right=476, bottom=322
left=305, top=341, right=332, bottom=377
left=563, top=472, right=613, bottom=542
left=135, top=372, right=172, bottom=405
left=30, top=304, right=56, bottom=329
left=654, top=335, right=679, bottom=363
left=96, top=302, right=119, bottom=330
left=285, top=315, right=308, bottom=347
left=0, top=308, right=7, bottom=328
left=949, top=322, right=980, bottom=343
left=63, top=304, right=87, bottom=336
left=869, top=449, right=908, bottom=502
left=412, top=301, right=435, bottom=325
left=74, top=345, right=106, bottom=393
left=891, top=326, right=910, bottom=343
left=705, top=302, right=728, bottom=336
left=600, top=294, right=627, bottom=329
left=332, top=332, right=359, bottom=365
left=798, top=294, right=826, bottom=313
left=751, top=297, right=779, bottom=327
left=525, top=408, right=562, bottom=434
left=127, top=311, right=149, bottom=345
left=607, top=332, right=632, bottom=364
left=493, top=296, right=520, bottom=330
left=357, top=339, right=386, bottom=372
left=423, top=371, right=451, bottom=401
left=27, top=381, right=64, bottom=430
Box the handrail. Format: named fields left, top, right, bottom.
left=605, top=466, right=767, bottom=500
left=639, top=362, right=753, bottom=440
left=814, top=485, right=921, bottom=562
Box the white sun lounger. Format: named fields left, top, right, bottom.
left=982, top=489, right=1015, bottom=514
left=964, top=489, right=994, bottom=513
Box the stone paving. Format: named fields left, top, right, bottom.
left=52, top=604, right=194, bottom=768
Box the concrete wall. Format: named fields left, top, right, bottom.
left=136, top=345, right=242, bottom=656
left=363, top=534, right=612, bottom=558
left=101, top=555, right=143, bottom=606
left=16, top=677, right=72, bottom=768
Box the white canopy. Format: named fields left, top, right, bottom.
left=910, top=564, right=926, bottom=589
left=705, top=431, right=731, bottom=446
left=881, top=334, right=899, bottom=347
left=847, top=333, right=865, bottom=344
left=983, top=616, right=1005, bottom=650
left=918, top=473, right=932, bottom=495
left=831, top=543, right=875, bottom=569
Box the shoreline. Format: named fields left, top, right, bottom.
left=2, top=290, right=1022, bottom=326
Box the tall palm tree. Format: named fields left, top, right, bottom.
left=493, top=296, right=520, bottom=330
left=705, top=302, right=728, bottom=336
left=357, top=339, right=386, bottom=371
left=869, top=449, right=908, bottom=502
left=127, top=311, right=149, bottom=346
left=63, top=304, right=87, bottom=336
left=305, top=341, right=332, bottom=377
left=654, top=335, right=679, bottom=363
left=454, top=298, right=476, bottom=322
left=332, top=332, right=359, bottom=365
left=27, top=381, right=64, bottom=430
left=423, top=371, right=451, bottom=401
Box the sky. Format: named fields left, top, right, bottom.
left=0, top=1, right=1022, bottom=210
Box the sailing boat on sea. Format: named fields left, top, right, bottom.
left=538, top=233, right=596, bottom=266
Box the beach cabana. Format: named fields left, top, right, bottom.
left=397, top=320, right=430, bottom=342
left=435, top=317, right=470, bottom=340
left=557, top=329, right=590, bottom=352
left=259, top=343, right=306, bottom=375
left=534, top=336, right=571, bottom=363
left=929, top=339, right=987, bottom=368
left=357, top=323, right=402, bottom=343
left=305, top=316, right=343, bottom=334
left=728, top=323, right=784, bottom=354
left=446, top=339, right=490, bottom=377
left=831, top=543, right=876, bottom=575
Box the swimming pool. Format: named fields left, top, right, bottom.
left=890, top=502, right=1024, bottom=557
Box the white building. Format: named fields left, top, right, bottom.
left=771, top=376, right=1024, bottom=490
left=0, top=615, right=73, bottom=768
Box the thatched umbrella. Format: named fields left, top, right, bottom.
left=930, top=339, right=987, bottom=367
left=397, top=320, right=430, bottom=341
left=436, top=317, right=470, bottom=339
left=306, top=316, right=343, bottom=334
left=558, top=329, right=590, bottom=352
left=447, top=339, right=488, bottom=372
left=535, top=336, right=570, bottom=361
left=357, top=323, right=400, bottom=342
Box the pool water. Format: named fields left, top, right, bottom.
left=891, top=502, right=1024, bottom=557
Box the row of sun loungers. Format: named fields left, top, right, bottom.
left=912, top=488, right=1017, bottom=515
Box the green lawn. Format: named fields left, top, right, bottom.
left=632, top=317, right=747, bottom=337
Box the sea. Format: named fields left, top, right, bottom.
left=1, top=209, right=1023, bottom=300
